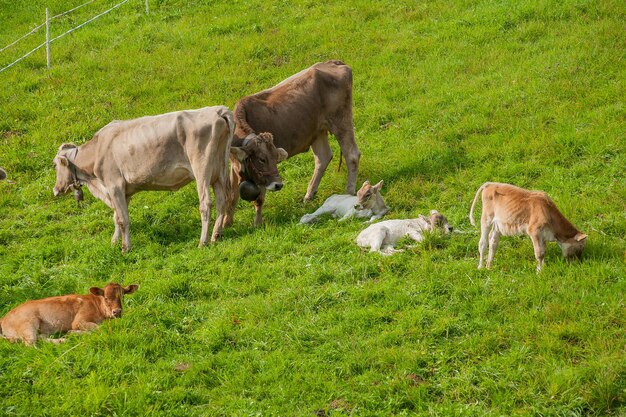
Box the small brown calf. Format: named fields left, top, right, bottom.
left=469, top=182, right=587, bottom=272
left=0, top=283, right=138, bottom=346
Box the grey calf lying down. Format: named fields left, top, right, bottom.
left=356, top=210, right=453, bottom=254
left=0, top=283, right=138, bottom=346
left=300, top=180, right=389, bottom=224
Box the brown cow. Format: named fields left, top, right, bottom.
left=469, top=182, right=587, bottom=272
left=53, top=106, right=282, bottom=252
left=0, top=283, right=138, bottom=346
left=226, top=60, right=361, bottom=226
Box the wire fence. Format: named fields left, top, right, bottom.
left=0, top=0, right=148, bottom=74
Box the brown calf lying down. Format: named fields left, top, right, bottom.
left=469, top=182, right=587, bottom=272
left=0, top=283, right=138, bottom=346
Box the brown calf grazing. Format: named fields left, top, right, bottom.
left=0, top=283, right=138, bottom=346
left=227, top=60, right=360, bottom=226
left=469, top=182, right=587, bottom=272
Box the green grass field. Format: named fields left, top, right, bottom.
left=1, top=0, right=625, bottom=415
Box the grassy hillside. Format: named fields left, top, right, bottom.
left=1, top=0, right=625, bottom=415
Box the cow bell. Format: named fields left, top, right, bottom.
left=239, top=180, right=261, bottom=201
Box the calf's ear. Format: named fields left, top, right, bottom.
left=124, top=284, right=139, bottom=294
left=90, top=287, right=104, bottom=296
left=373, top=180, right=384, bottom=191
left=277, top=148, right=288, bottom=162
left=230, top=146, right=248, bottom=162
left=575, top=233, right=587, bottom=242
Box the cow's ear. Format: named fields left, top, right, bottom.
left=277, top=148, right=288, bottom=162
left=362, top=180, right=370, bottom=187
left=123, top=284, right=139, bottom=294
left=230, top=146, right=248, bottom=162
left=90, top=287, right=104, bottom=296
left=575, top=233, right=587, bottom=242
left=373, top=180, right=384, bottom=190
left=59, top=156, right=68, bottom=167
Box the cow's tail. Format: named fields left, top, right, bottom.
left=217, top=108, right=237, bottom=217
left=233, top=100, right=255, bottom=138
left=219, top=107, right=235, bottom=182
left=469, top=182, right=491, bottom=227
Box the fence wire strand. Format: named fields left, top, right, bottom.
left=51, top=0, right=99, bottom=20
left=0, top=0, right=130, bottom=74
left=0, top=22, right=45, bottom=54
left=49, top=0, right=129, bottom=44
left=0, top=42, right=47, bottom=73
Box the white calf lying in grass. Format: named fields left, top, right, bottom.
left=356, top=210, right=453, bottom=254
left=299, top=180, right=389, bottom=224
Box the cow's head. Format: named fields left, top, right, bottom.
left=560, top=232, right=587, bottom=260
left=230, top=132, right=288, bottom=193
left=52, top=143, right=80, bottom=197
left=429, top=210, right=453, bottom=233
left=90, top=283, right=139, bottom=318
left=355, top=180, right=383, bottom=210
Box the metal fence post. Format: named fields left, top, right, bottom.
left=46, top=8, right=51, bottom=69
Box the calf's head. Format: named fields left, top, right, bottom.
left=355, top=180, right=384, bottom=210
left=90, top=283, right=139, bottom=318
left=52, top=143, right=80, bottom=197
left=560, top=232, right=587, bottom=261
left=429, top=210, right=453, bottom=233
left=230, top=132, right=287, bottom=193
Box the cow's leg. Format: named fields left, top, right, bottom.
left=330, top=121, right=360, bottom=195
left=111, top=212, right=122, bottom=245
left=253, top=189, right=267, bottom=227
left=407, top=230, right=425, bottom=243
left=211, top=178, right=228, bottom=242
left=300, top=203, right=336, bottom=224
left=110, top=190, right=131, bottom=252
left=111, top=197, right=129, bottom=245
left=12, top=320, right=39, bottom=346
left=304, top=133, right=333, bottom=201
left=528, top=230, right=546, bottom=273
left=486, top=228, right=501, bottom=269
left=368, top=230, right=388, bottom=253
left=223, top=166, right=240, bottom=228
left=477, top=220, right=491, bottom=269
left=71, top=317, right=99, bottom=332
left=193, top=173, right=213, bottom=247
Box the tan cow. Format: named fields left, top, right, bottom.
left=469, top=182, right=587, bottom=272
left=0, top=283, right=138, bottom=346
left=53, top=106, right=281, bottom=252
left=227, top=60, right=361, bottom=226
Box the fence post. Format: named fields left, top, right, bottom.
left=46, top=8, right=50, bottom=69
left=145, top=0, right=149, bottom=14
